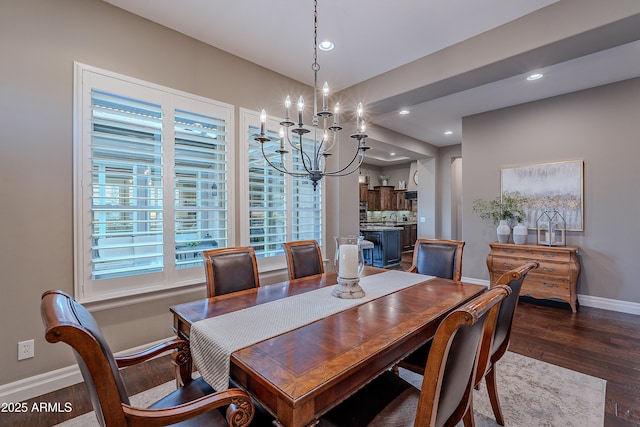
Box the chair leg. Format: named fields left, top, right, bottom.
left=485, top=366, right=505, bottom=426
left=462, top=400, right=475, bottom=427
left=391, top=364, right=400, bottom=375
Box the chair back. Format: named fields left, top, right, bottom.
left=482, top=261, right=539, bottom=372
left=203, top=247, right=260, bottom=297
left=41, top=290, right=129, bottom=427
left=414, top=285, right=510, bottom=427
left=282, top=240, right=324, bottom=280
left=410, top=239, right=465, bottom=281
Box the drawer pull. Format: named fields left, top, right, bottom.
left=502, top=262, right=515, bottom=267
left=543, top=282, right=558, bottom=288
left=542, top=253, right=557, bottom=258
left=542, top=266, right=556, bottom=272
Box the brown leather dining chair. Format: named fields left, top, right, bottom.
left=203, top=247, right=260, bottom=297
left=318, top=285, right=511, bottom=427
left=394, top=238, right=466, bottom=375
left=41, top=290, right=254, bottom=427
left=281, top=240, right=324, bottom=280
left=408, top=238, right=465, bottom=281
left=474, top=261, right=539, bottom=425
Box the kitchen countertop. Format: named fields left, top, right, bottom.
left=360, top=226, right=403, bottom=231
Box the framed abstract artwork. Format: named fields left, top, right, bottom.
left=501, top=160, right=584, bottom=231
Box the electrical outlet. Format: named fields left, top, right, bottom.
left=18, top=339, right=34, bottom=360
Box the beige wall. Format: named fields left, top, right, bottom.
left=462, top=77, right=640, bottom=302
left=0, top=0, right=314, bottom=386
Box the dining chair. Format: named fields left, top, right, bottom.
left=474, top=261, right=539, bottom=425
left=393, top=238, right=465, bottom=375
left=408, top=238, right=465, bottom=281
left=318, top=285, right=511, bottom=427
left=41, top=290, right=254, bottom=427
left=203, top=247, right=260, bottom=297
left=281, top=240, right=324, bottom=280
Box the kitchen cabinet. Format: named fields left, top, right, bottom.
left=359, top=183, right=369, bottom=202
left=402, top=224, right=418, bottom=251
left=367, top=190, right=379, bottom=211
left=374, top=186, right=396, bottom=210
left=361, top=229, right=402, bottom=268
left=365, top=186, right=407, bottom=210
left=394, top=190, right=405, bottom=210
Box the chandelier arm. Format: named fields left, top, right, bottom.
left=322, top=131, right=337, bottom=153
left=323, top=152, right=367, bottom=177
left=259, top=142, right=306, bottom=178
left=321, top=143, right=365, bottom=176
left=295, top=134, right=316, bottom=174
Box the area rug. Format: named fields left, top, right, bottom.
left=56, top=351, right=605, bottom=427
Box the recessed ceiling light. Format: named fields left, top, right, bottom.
left=444, top=130, right=453, bottom=135
left=527, top=73, right=544, bottom=81
left=399, top=109, right=410, bottom=115
left=318, top=40, right=334, bottom=51
left=390, top=152, right=396, bottom=156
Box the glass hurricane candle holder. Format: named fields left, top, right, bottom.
left=332, top=236, right=365, bottom=299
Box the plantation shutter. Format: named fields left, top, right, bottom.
left=247, top=125, right=287, bottom=257
left=291, top=136, right=322, bottom=245
left=174, top=109, right=229, bottom=268
left=90, top=89, right=164, bottom=280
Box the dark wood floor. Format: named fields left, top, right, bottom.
left=6, top=255, right=640, bottom=427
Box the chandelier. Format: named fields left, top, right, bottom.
left=254, top=0, right=370, bottom=191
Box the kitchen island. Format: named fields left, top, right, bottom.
left=360, top=226, right=403, bottom=268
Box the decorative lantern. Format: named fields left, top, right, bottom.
left=536, top=210, right=566, bottom=246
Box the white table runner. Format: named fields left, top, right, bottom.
left=190, top=270, right=432, bottom=392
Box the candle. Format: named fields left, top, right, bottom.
left=260, top=109, right=266, bottom=135
left=338, top=244, right=359, bottom=278
left=322, top=82, right=329, bottom=111
left=333, top=103, right=340, bottom=126
left=356, top=102, right=363, bottom=131
left=297, top=96, right=304, bottom=125
left=284, top=95, right=291, bottom=120
left=279, top=126, right=285, bottom=150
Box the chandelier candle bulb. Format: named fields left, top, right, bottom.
left=297, top=96, right=304, bottom=125
left=279, top=127, right=285, bottom=150
left=285, top=95, right=291, bottom=121
left=333, top=103, right=339, bottom=126
left=322, top=82, right=329, bottom=111
left=338, top=244, right=359, bottom=278
left=260, top=109, right=266, bottom=135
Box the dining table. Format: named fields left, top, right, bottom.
left=170, top=266, right=486, bottom=427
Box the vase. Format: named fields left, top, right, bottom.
left=332, top=236, right=365, bottom=299
left=497, top=220, right=511, bottom=243
left=513, top=222, right=528, bottom=245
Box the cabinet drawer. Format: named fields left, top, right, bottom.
left=531, top=262, right=571, bottom=278
left=489, top=256, right=537, bottom=271
left=522, top=277, right=570, bottom=295
left=492, top=246, right=572, bottom=263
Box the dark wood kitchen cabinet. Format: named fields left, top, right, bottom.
left=402, top=224, right=417, bottom=251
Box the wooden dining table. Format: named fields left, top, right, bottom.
left=170, top=266, right=486, bottom=427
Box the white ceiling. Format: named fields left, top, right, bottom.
left=102, top=0, right=640, bottom=164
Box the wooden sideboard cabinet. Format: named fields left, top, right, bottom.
left=486, top=242, right=581, bottom=312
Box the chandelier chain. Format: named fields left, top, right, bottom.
left=312, top=0, right=319, bottom=71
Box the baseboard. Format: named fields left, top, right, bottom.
left=0, top=337, right=174, bottom=403
left=578, top=294, right=640, bottom=315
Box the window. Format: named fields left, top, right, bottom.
left=239, top=109, right=324, bottom=268
left=74, top=63, right=233, bottom=302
